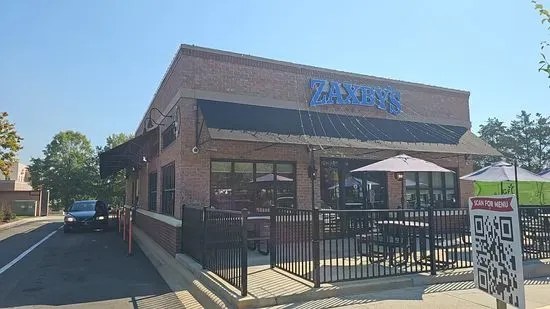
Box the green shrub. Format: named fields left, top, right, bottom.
left=0, top=207, right=15, bottom=222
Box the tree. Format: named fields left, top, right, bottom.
left=476, top=117, right=511, bottom=169
left=95, top=133, right=133, bottom=207
left=508, top=111, right=538, bottom=171
left=532, top=113, right=550, bottom=170
left=29, top=131, right=97, bottom=210
left=533, top=1, right=550, bottom=79
left=476, top=111, right=550, bottom=173
left=0, top=112, right=23, bottom=177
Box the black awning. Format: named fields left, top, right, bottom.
left=198, top=99, right=468, bottom=144
left=99, top=127, right=159, bottom=179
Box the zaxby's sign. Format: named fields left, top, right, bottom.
left=308, top=79, right=401, bottom=115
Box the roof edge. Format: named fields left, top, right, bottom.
left=180, top=43, right=470, bottom=96
left=134, top=46, right=184, bottom=135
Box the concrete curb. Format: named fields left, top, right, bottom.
left=133, top=226, right=550, bottom=309
left=175, top=253, right=414, bottom=308
left=0, top=216, right=63, bottom=231
left=132, top=226, right=232, bottom=308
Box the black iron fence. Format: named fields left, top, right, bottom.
left=272, top=207, right=317, bottom=283
left=181, top=206, right=204, bottom=263
left=520, top=207, right=550, bottom=260
left=271, top=207, right=550, bottom=286
left=282, top=208, right=473, bottom=284
left=181, top=205, right=248, bottom=296
left=181, top=204, right=550, bottom=294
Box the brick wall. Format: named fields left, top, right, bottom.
left=127, top=44, right=483, bottom=254
left=135, top=211, right=181, bottom=256
left=0, top=190, right=42, bottom=216
left=177, top=45, right=471, bottom=128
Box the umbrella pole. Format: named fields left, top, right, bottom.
left=401, top=176, right=406, bottom=209
left=514, top=159, right=520, bottom=205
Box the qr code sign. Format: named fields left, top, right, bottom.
left=470, top=196, right=525, bottom=309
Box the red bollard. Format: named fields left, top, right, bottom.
left=128, top=211, right=132, bottom=256
left=123, top=209, right=127, bottom=241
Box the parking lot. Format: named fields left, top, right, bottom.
left=0, top=219, right=189, bottom=308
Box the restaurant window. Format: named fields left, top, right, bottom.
left=320, top=159, right=340, bottom=209
left=161, top=123, right=176, bottom=150
left=418, top=172, right=431, bottom=208
left=210, top=160, right=296, bottom=211
left=161, top=163, right=175, bottom=216
left=211, top=161, right=232, bottom=210
left=405, top=172, right=417, bottom=208
left=320, top=158, right=387, bottom=210
left=405, top=171, right=458, bottom=209
left=445, top=172, right=457, bottom=207
left=148, top=172, right=157, bottom=211
left=276, top=163, right=296, bottom=208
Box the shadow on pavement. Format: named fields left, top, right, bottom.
left=0, top=222, right=185, bottom=309
left=272, top=277, right=550, bottom=309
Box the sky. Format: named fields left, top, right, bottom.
left=1, top=0, right=549, bottom=164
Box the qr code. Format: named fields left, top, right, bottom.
left=473, top=215, right=520, bottom=307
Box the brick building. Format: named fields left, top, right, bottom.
left=99, top=44, right=499, bottom=255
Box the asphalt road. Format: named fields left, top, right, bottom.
left=0, top=219, right=187, bottom=308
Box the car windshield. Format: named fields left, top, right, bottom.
left=69, top=201, right=96, bottom=212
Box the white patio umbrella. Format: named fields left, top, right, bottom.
left=351, top=154, right=454, bottom=173
left=460, top=161, right=550, bottom=203
left=538, top=168, right=550, bottom=179
left=461, top=161, right=550, bottom=182
left=351, top=154, right=454, bottom=208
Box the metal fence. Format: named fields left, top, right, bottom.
left=181, top=205, right=248, bottom=296
left=272, top=207, right=318, bottom=283
left=520, top=207, right=550, bottom=260
left=181, top=204, right=550, bottom=294
left=181, top=206, right=204, bottom=263
left=301, top=208, right=471, bottom=284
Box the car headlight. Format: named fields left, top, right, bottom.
left=65, top=216, right=75, bottom=222
left=97, top=216, right=105, bottom=220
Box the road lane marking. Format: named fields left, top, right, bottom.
left=0, top=225, right=62, bottom=275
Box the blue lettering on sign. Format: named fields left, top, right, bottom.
left=308, top=79, right=401, bottom=115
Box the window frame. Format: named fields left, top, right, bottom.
left=161, top=162, right=176, bottom=216
left=161, top=122, right=177, bottom=150
left=210, top=159, right=297, bottom=210
left=405, top=169, right=459, bottom=209
left=148, top=171, right=158, bottom=212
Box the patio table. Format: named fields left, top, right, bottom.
left=375, top=220, right=430, bottom=264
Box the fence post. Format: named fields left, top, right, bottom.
left=270, top=205, right=276, bottom=268
left=201, top=206, right=208, bottom=269
left=312, top=207, right=321, bottom=288
left=241, top=208, right=249, bottom=297
left=428, top=206, right=437, bottom=275
left=123, top=208, right=127, bottom=241
left=181, top=204, right=185, bottom=254
left=128, top=207, right=133, bottom=256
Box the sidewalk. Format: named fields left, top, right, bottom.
left=0, top=215, right=63, bottom=231
left=133, top=222, right=550, bottom=309
left=270, top=277, right=550, bottom=308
